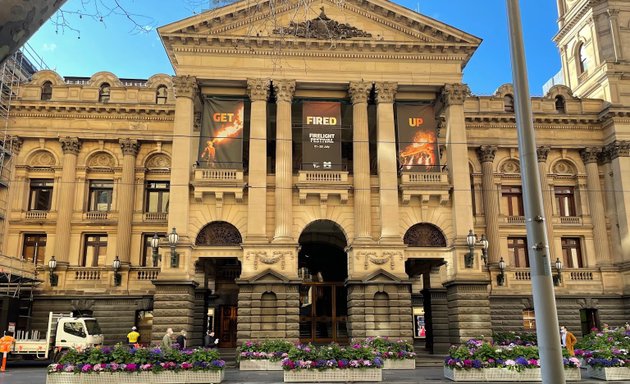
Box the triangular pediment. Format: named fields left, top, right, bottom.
left=363, top=269, right=403, bottom=283
left=242, top=268, right=290, bottom=283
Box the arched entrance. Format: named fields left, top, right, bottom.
left=298, top=220, right=348, bottom=344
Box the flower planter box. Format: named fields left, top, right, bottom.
left=284, top=368, right=382, bottom=382
left=444, top=367, right=581, bottom=382
left=239, top=359, right=283, bottom=371
left=47, top=370, right=224, bottom=384
left=587, top=366, right=630, bottom=381
left=383, top=359, right=416, bottom=370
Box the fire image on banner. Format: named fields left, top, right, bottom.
left=396, top=104, right=439, bottom=171
left=302, top=101, right=342, bottom=171
left=198, top=98, right=245, bottom=168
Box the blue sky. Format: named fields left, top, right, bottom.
left=27, top=0, right=560, bottom=96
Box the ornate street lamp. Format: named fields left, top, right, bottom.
left=464, top=229, right=477, bottom=268
left=168, top=227, right=179, bottom=268
left=554, top=257, right=563, bottom=286
left=497, top=257, right=507, bottom=286
left=479, top=234, right=489, bottom=265
left=48, top=256, right=58, bottom=287
left=150, top=233, right=161, bottom=267
left=112, top=256, right=122, bottom=286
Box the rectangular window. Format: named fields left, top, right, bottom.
left=88, top=180, right=113, bottom=212
left=501, top=186, right=524, bottom=216
left=28, top=179, right=53, bottom=211
left=144, top=181, right=169, bottom=213
left=508, top=236, right=529, bottom=268
left=141, top=233, right=165, bottom=267
left=523, top=309, right=536, bottom=330
left=555, top=186, right=576, bottom=217
left=561, top=237, right=583, bottom=268
left=22, top=234, right=47, bottom=265
left=82, top=234, right=108, bottom=267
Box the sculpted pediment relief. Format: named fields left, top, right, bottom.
left=272, top=7, right=372, bottom=40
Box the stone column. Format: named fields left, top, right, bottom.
left=608, top=9, right=623, bottom=61
left=246, top=79, right=270, bottom=242
left=605, top=141, right=630, bottom=263
left=168, top=76, right=197, bottom=245
left=477, top=145, right=500, bottom=264
left=375, top=82, right=400, bottom=242
left=54, top=137, right=81, bottom=264
left=441, top=85, right=474, bottom=247
left=601, top=154, right=622, bottom=263
left=116, top=139, right=139, bottom=264
left=537, top=146, right=555, bottom=260
left=349, top=81, right=373, bottom=242
left=581, top=148, right=612, bottom=265
left=273, top=80, right=296, bottom=243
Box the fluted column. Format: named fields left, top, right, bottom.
left=168, top=76, right=197, bottom=240
left=116, top=139, right=139, bottom=264
left=537, top=146, right=555, bottom=260
left=581, top=148, right=612, bottom=265
left=273, top=80, right=296, bottom=242
left=441, top=84, right=474, bottom=242
left=349, top=81, right=373, bottom=242
left=54, top=137, right=81, bottom=264
left=477, top=146, right=500, bottom=264
left=605, top=140, right=630, bottom=263
left=246, top=79, right=270, bottom=241
left=375, top=82, right=400, bottom=242
left=601, top=153, right=622, bottom=263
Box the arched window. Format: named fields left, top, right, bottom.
left=98, top=83, right=111, bottom=103
left=156, top=85, right=168, bottom=104
left=578, top=43, right=589, bottom=74
left=555, top=95, right=566, bottom=113
left=504, top=94, right=514, bottom=112
left=41, top=81, right=52, bottom=101
left=403, top=223, right=447, bottom=247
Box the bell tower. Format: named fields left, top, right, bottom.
left=554, top=0, right=630, bottom=104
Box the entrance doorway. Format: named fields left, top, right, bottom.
left=218, top=305, right=237, bottom=347
left=298, top=220, right=348, bottom=344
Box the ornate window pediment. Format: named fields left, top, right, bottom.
left=403, top=223, right=446, bottom=247
left=196, top=221, right=242, bottom=246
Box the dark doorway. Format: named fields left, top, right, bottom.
left=203, top=258, right=241, bottom=348
left=218, top=305, right=237, bottom=347
left=580, top=308, right=599, bottom=336
left=298, top=220, right=348, bottom=344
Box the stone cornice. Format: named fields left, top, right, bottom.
left=9, top=105, right=175, bottom=121
left=465, top=115, right=600, bottom=126
left=10, top=103, right=175, bottom=117
left=553, top=1, right=593, bottom=43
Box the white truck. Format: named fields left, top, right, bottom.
left=10, top=312, right=104, bottom=360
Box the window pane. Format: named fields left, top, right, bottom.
left=29, top=179, right=53, bottom=211
left=523, top=309, right=536, bottom=330
left=22, top=234, right=47, bottom=265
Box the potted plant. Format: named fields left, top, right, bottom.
left=46, top=344, right=225, bottom=384
left=576, top=328, right=630, bottom=381
left=359, top=337, right=416, bottom=369
left=237, top=339, right=293, bottom=370
left=282, top=343, right=383, bottom=382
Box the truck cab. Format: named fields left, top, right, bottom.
left=56, top=317, right=104, bottom=350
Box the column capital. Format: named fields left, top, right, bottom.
left=604, top=140, right=630, bottom=160
left=7, top=136, right=23, bottom=155
left=247, top=78, right=270, bottom=101
left=440, top=83, right=470, bottom=106
left=348, top=81, right=372, bottom=104
left=608, top=8, right=620, bottom=18
left=374, top=82, right=397, bottom=103
left=536, top=146, right=550, bottom=162
left=477, top=145, right=497, bottom=163
left=172, top=75, right=198, bottom=99
left=273, top=80, right=296, bottom=103
left=59, top=137, right=81, bottom=155
left=580, top=147, right=601, bottom=164
left=120, top=138, right=140, bottom=157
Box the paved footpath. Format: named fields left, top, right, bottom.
left=1, top=366, right=628, bottom=384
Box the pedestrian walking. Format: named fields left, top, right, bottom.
left=560, top=325, right=577, bottom=356
left=161, top=328, right=173, bottom=351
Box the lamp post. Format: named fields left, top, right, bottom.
left=112, top=256, right=121, bottom=286
left=48, top=256, right=58, bottom=287
left=168, top=227, right=179, bottom=268
left=554, top=257, right=563, bottom=286
left=497, top=257, right=507, bottom=286
left=464, top=229, right=476, bottom=268
left=479, top=234, right=489, bottom=265
left=150, top=233, right=161, bottom=267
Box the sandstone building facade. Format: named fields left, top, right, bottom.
left=0, top=0, right=629, bottom=353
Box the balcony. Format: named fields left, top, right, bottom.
left=399, top=171, right=450, bottom=204
left=191, top=168, right=245, bottom=203
left=501, top=267, right=603, bottom=292
left=296, top=170, right=351, bottom=204
left=559, top=216, right=581, bottom=225
left=143, top=212, right=168, bottom=222
left=25, top=210, right=49, bottom=220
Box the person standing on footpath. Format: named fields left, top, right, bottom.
left=126, top=326, right=140, bottom=348
left=560, top=325, right=577, bottom=356
left=204, top=330, right=219, bottom=348
left=161, top=328, right=173, bottom=351
left=176, top=330, right=187, bottom=350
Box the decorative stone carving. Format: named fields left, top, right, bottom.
left=500, top=159, right=520, bottom=174
left=348, top=81, right=372, bottom=104
left=552, top=160, right=577, bottom=176
left=145, top=153, right=171, bottom=169
left=440, top=84, right=470, bottom=106
left=272, top=7, right=372, bottom=40
left=247, top=79, right=270, bottom=102
left=3, top=136, right=22, bottom=155
left=604, top=140, right=630, bottom=160
left=580, top=147, right=601, bottom=164
left=71, top=299, right=95, bottom=312
left=477, top=145, right=497, bottom=163
left=273, top=80, right=296, bottom=103
left=29, top=150, right=56, bottom=167
left=536, top=146, right=550, bottom=162
left=403, top=223, right=447, bottom=247
left=374, top=82, right=397, bottom=104
left=195, top=221, right=243, bottom=246
left=193, top=111, right=202, bottom=132
left=87, top=152, right=115, bottom=168
left=172, top=75, right=198, bottom=99
left=245, top=250, right=292, bottom=271
left=120, top=138, right=139, bottom=157
left=59, top=137, right=81, bottom=155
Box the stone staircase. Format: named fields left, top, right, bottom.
left=218, top=348, right=238, bottom=368
left=415, top=350, right=446, bottom=367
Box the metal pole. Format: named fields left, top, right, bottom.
left=505, top=1, right=566, bottom=383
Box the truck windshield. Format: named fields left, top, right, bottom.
left=84, top=320, right=102, bottom=335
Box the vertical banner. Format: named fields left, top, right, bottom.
left=396, top=104, right=439, bottom=171
left=198, top=99, right=244, bottom=168
left=302, top=101, right=342, bottom=171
